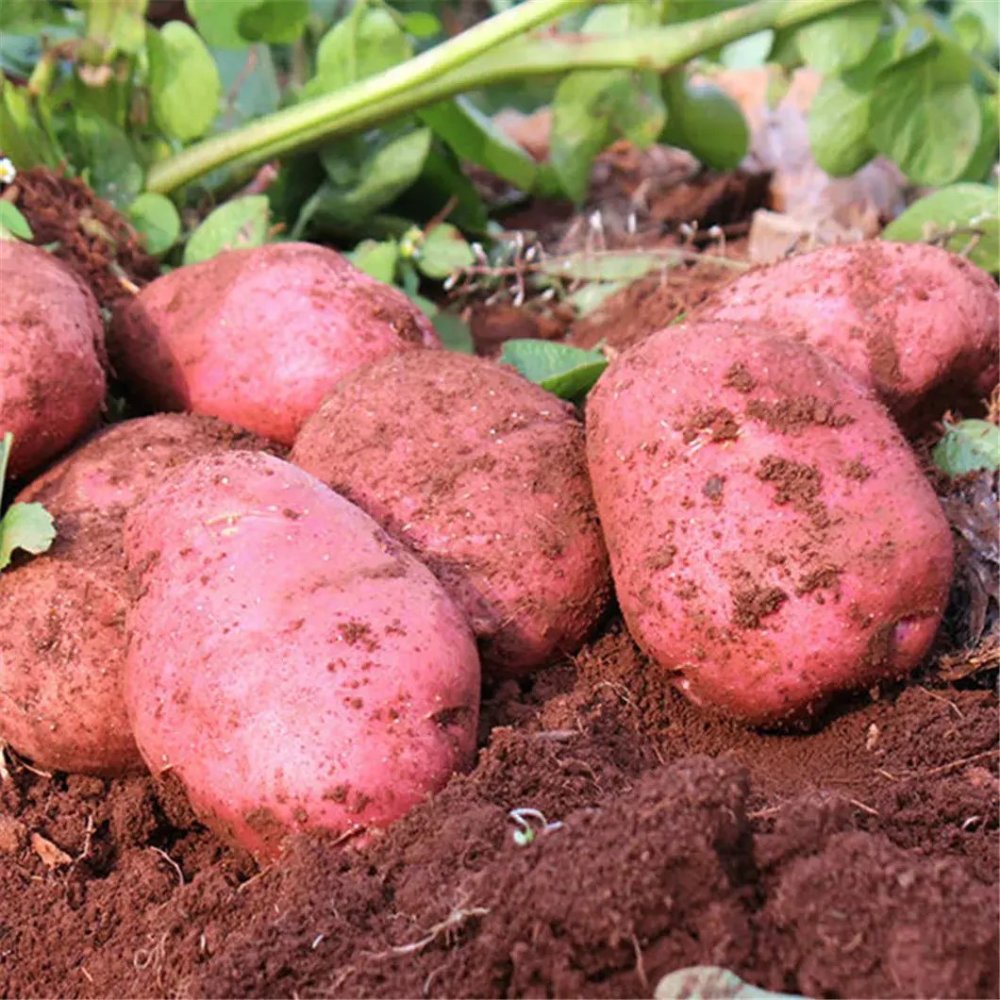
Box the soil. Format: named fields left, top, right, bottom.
left=1, top=628, right=996, bottom=999
left=5, top=167, right=159, bottom=310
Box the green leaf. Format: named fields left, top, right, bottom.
left=147, top=22, right=221, bottom=142
left=400, top=11, right=441, bottom=38
left=69, top=112, right=143, bottom=207
left=500, top=340, right=608, bottom=402
left=418, top=97, right=538, bottom=192
left=401, top=144, right=489, bottom=234
left=882, top=183, right=999, bottom=274
left=307, top=127, right=431, bottom=234
left=213, top=45, right=280, bottom=128
left=0, top=502, right=56, bottom=570
left=186, top=0, right=307, bottom=48
left=432, top=311, right=475, bottom=354
left=127, top=192, right=180, bottom=255
left=795, top=1, right=882, bottom=73
left=654, top=965, right=801, bottom=999
left=808, top=75, right=875, bottom=177
left=417, top=222, right=474, bottom=279
left=932, top=420, right=1000, bottom=476
left=567, top=280, right=628, bottom=316
left=661, top=76, right=749, bottom=171
left=80, top=0, right=147, bottom=59
left=720, top=30, right=773, bottom=69
left=310, top=6, right=412, bottom=94
left=869, top=42, right=980, bottom=186
left=959, top=94, right=999, bottom=184
left=183, top=195, right=269, bottom=265
left=0, top=0, right=68, bottom=32
left=0, top=201, right=34, bottom=241
left=550, top=3, right=664, bottom=202
left=350, top=238, right=399, bottom=284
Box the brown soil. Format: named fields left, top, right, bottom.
left=1, top=627, right=996, bottom=999
left=6, top=167, right=159, bottom=310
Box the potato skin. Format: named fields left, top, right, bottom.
left=586, top=321, right=954, bottom=724
left=291, top=351, right=611, bottom=678
left=0, top=241, right=105, bottom=479
left=695, top=241, right=998, bottom=427
left=123, top=451, right=481, bottom=860
left=0, top=415, right=270, bottom=775
left=109, top=242, right=441, bottom=445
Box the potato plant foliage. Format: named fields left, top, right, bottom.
left=0, top=0, right=995, bottom=276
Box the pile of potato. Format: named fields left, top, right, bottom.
left=1, top=236, right=995, bottom=859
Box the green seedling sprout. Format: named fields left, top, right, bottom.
left=508, top=807, right=563, bottom=846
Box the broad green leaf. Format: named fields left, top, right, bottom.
left=869, top=42, right=980, bottom=186
left=186, top=0, right=307, bottom=48
left=213, top=45, right=280, bottom=127
left=654, top=965, right=801, bottom=999
left=311, top=6, right=411, bottom=94
left=550, top=3, right=664, bottom=202
left=0, top=201, right=34, bottom=241
left=661, top=74, right=749, bottom=171
left=720, top=30, right=773, bottom=69
left=882, top=183, right=999, bottom=274
left=953, top=0, right=999, bottom=58
left=127, top=192, right=180, bottom=255
left=0, top=502, right=56, bottom=570
left=183, top=195, right=269, bottom=265
left=309, top=128, right=431, bottom=232
left=350, top=238, right=399, bottom=284
left=80, top=0, right=147, bottom=58
left=500, top=340, right=608, bottom=402
left=147, top=22, right=221, bottom=142
left=401, top=11, right=441, bottom=38
left=70, top=112, right=143, bottom=207
left=0, top=0, right=68, bottom=32
left=417, top=222, right=474, bottom=279
left=418, top=97, right=538, bottom=192
left=567, top=280, right=628, bottom=316
left=959, top=94, right=1000, bottom=184
left=402, top=144, right=489, bottom=234
left=932, top=420, right=1000, bottom=476
left=808, top=75, right=875, bottom=177
left=432, top=311, right=475, bottom=354
left=795, top=1, right=882, bottom=73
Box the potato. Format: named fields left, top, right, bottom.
left=0, top=241, right=105, bottom=479
left=586, top=321, right=954, bottom=724
left=291, top=351, right=610, bottom=677
left=123, top=451, right=481, bottom=860
left=0, top=415, right=270, bottom=775
left=109, top=242, right=441, bottom=445
left=695, top=241, right=999, bottom=427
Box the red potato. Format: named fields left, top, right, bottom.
left=109, top=242, right=440, bottom=445
left=123, top=451, right=481, bottom=860
left=586, top=321, right=954, bottom=725
left=291, top=351, right=611, bottom=678
left=0, top=241, right=105, bottom=479
left=0, top=415, right=271, bottom=775
left=695, top=241, right=999, bottom=427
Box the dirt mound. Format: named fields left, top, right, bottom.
left=1, top=624, right=996, bottom=999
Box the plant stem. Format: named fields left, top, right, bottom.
left=148, top=0, right=862, bottom=194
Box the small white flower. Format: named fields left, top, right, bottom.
left=0, top=158, right=15, bottom=185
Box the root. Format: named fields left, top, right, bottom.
left=371, top=900, right=489, bottom=959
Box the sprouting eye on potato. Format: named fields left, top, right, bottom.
left=123, top=451, right=481, bottom=860
left=109, top=242, right=441, bottom=445
left=0, top=414, right=272, bottom=775
left=0, top=241, right=106, bottom=480
left=586, top=320, right=955, bottom=725
left=695, top=241, right=999, bottom=429
left=291, top=350, right=611, bottom=678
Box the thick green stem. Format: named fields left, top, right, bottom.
left=148, top=0, right=862, bottom=194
